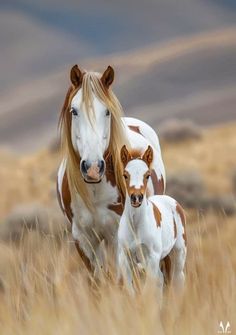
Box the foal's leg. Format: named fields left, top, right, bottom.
left=118, top=249, right=134, bottom=294
left=147, top=252, right=164, bottom=306
left=171, top=245, right=187, bottom=290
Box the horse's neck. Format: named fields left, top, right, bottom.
left=124, top=194, right=148, bottom=229
left=105, top=153, right=123, bottom=203
left=83, top=154, right=121, bottom=203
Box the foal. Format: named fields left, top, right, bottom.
left=118, top=145, right=187, bottom=296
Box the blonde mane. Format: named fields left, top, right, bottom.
left=59, top=71, right=129, bottom=212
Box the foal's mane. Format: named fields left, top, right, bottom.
left=59, top=71, right=129, bottom=212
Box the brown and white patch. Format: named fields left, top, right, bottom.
left=150, top=170, right=165, bottom=195
left=151, top=202, right=162, bottom=227
left=173, top=218, right=177, bottom=238
left=176, top=202, right=187, bottom=246
left=61, top=172, right=73, bottom=224
left=108, top=202, right=123, bottom=216
left=128, top=125, right=142, bottom=135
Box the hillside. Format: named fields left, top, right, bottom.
left=2, top=0, right=236, bottom=92
left=1, top=0, right=236, bottom=152
left=1, top=122, right=235, bottom=220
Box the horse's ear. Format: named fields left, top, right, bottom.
left=142, top=145, right=153, bottom=167
left=120, top=145, right=131, bottom=167
left=101, top=65, right=114, bottom=88
left=70, top=65, right=83, bottom=87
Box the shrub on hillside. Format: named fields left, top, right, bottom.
left=166, top=172, right=205, bottom=208
left=0, top=203, right=67, bottom=243
left=159, top=118, right=202, bottom=142
left=48, top=137, right=60, bottom=153
left=207, top=195, right=236, bottom=216
left=232, top=169, right=236, bottom=195
left=166, top=172, right=236, bottom=215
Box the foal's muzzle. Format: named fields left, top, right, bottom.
left=80, top=159, right=105, bottom=183
left=130, top=193, right=143, bottom=207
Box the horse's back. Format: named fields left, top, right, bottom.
left=123, top=117, right=166, bottom=194
left=149, top=195, right=186, bottom=245
left=123, top=117, right=162, bottom=153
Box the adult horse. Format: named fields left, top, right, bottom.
left=57, top=65, right=166, bottom=275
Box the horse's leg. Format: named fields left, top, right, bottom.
left=161, top=254, right=172, bottom=285
left=74, top=240, right=94, bottom=273
left=72, top=221, right=95, bottom=274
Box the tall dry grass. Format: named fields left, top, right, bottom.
left=0, top=211, right=235, bottom=335
left=0, top=122, right=235, bottom=334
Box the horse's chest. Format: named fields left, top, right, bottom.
left=71, top=181, right=120, bottom=239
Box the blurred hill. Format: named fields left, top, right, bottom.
left=1, top=0, right=236, bottom=152
left=0, top=122, right=235, bottom=220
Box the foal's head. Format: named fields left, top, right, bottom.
left=120, top=145, right=153, bottom=207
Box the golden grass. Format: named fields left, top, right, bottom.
left=0, top=211, right=235, bottom=335
left=0, top=122, right=235, bottom=334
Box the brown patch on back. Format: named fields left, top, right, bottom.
left=128, top=125, right=142, bottom=135
left=150, top=170, right=165, bottom=195
left=151, top=202, right=162, bottom=227
left=61, top=172, right=73, bottom=224
left=176, top=203, right=187, bottom=246
left=173, top=218, right=177, bottom=238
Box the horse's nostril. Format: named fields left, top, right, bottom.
left=98, top=160, right=105, bottom=174
left=131, top=194, right=136, bottom=203
left=81, top=160, right=89, bottom=174
left=138, top=194, right=143, bottom=202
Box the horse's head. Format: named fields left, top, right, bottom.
left=120, top=145, right=154, bottom=207
left=68, top=65, right=115, bottom=183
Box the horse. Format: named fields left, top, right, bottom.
left=57, top=64, right=166, bottom=275
left=117, top=145, right=187, bottom=299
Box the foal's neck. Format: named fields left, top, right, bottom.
left=124, top=193, right=148, bottom=227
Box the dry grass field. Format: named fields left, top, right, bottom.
left=0, top=122, right=235, bottom=334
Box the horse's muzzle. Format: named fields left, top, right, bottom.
left=130, top=193, right=143, bottom=207
left=81, top=159, right=105, bottom=183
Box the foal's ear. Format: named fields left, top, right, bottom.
left=142, top=145, right=153, bottom=167
left=70, top=65, right=83, bottom=87
left=120, top=145, right=131, bottom=167
left=101, top=65, right=114, bottom=88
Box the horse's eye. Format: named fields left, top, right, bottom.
left=146, top=174, right=150, bottom=180
left=123, top=174, right=128, bottom=180
left=71, top=108, right=78, bottom=116
left=106, top=110, right=110, bottom=116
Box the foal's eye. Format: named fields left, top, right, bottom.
left=123, top=174, right=128, bottom=180
left=146, top=174, right=150, bottom=180
left=106, top=110, right=110, bottom=116
left=71, top=108, right=78, bottom=116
